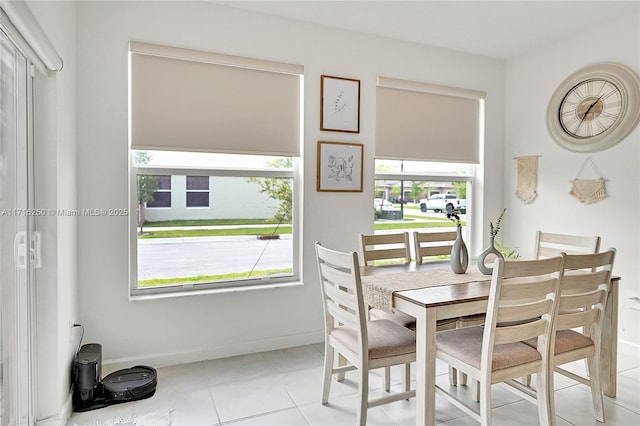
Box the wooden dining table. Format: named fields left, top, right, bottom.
left=361, top=261, right=620, bottom=426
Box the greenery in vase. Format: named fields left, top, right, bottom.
left=445, top=204, right=461, bottom=227
left=490, top=208, right=506, bottom=237
left=495, top=240, right=521, bottom=259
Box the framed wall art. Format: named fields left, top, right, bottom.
left=320, top=75, right=360, bottom=133
left=317, top=141, right=364, bottom=192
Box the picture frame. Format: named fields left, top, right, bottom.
left=320, top=75, right=360, bottom=133
left=317, top=141, right=364, bottom=192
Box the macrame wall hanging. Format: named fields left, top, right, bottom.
left=514, top=155, right=540, bottom=204
left=569, top=156, right=608, bottom=204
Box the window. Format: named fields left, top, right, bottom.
left=374, top=160, right=473, bottom=262
left=131, top=151, right=299, bottom=295
left=146, top=175, right=171, bottom=208
left=128, top=42, right=303, bottom=296
left=186, top=176, right=209, bottom=208
left=374, top=77, right=483, bottom=262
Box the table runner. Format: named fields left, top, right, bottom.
left=362, top=265, right=491, bottom=313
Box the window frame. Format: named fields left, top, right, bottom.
left=185, top=175, right=210, bottom=208
left=129, top=158, right=301, bottom=298
left=145, top=174, right=172, bottom=209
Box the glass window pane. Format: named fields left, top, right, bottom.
left=134, top=150, right=293, bottom=169
left=147, top=191, right=171, bottom=208
left=136, top=174, right=293, bottom=289
left=186, top=192, right=209, bottom=207
left=156, top=175, right=172, bottom=190
left=186, top=176, right=209, bottom=190
left=375, top=159, right=472, bottom=175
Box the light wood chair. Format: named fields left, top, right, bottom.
left=435, top=255, right=565, bottom=426
left=535, top=230, right=601, bottom=259
left=314, top=242, right=416, bottom=426
left=362, top=231, right=458, bottom=386
left=523, top=248, right=616, bottom=423
left=360, top=232, right=416, bottom=329
left=360, top=232, right=411, bottom=266
left=413, top=230, right=458, bottom=264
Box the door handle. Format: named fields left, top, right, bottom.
left=14, top=231, right=27, bottom=269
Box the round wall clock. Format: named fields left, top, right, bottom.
left=547, top=62, right=640, bottom=152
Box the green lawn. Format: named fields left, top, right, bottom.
left=138, top=268, right=292, bottom=287
left=138, top=215, right=463, bottom=238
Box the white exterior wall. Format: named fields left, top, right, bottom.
left=143, top=176, right=278, bottom=222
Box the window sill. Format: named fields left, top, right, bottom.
left=128, top=280, right=304, bottom=302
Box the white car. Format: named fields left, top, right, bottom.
left=374, top=198, right=394, bottom=210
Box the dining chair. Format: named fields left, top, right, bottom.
left=314, top=242, right=416, bottom=426
left=412, top=230, right=458, bottom=264
left=361, top=232, right=459, bottom=386
left=524, top=230, right=602, bottom=386
left=535, top=230, right=601, bottom=259
left=435, top=255, right=565, bottom=426
left=523, top=248, right=616, bottom=422
left=360, top=232, right=416, bottom=329
left=360, top=232, right=411, bottom=266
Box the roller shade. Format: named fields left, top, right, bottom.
left=376, top=76, right=485, bottom=163
left=129, top=41, right=303, bottom=156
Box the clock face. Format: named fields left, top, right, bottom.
left=559, top=79, right=622, bottom=139
left=547, top=63, right=640, bottom=152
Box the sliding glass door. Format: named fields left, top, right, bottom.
left=0, top=28, right=33, bottom=426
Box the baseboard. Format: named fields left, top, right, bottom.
left=102, top=329, right=324, bottom=373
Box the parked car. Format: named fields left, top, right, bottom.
left=374, top=198, right=394, bottom=210
left=419, top=193, right=467, bottom=214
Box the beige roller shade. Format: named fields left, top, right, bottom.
left=129, top=41, right=303, bottom=156
left=376, top=76, right=485, bottom=163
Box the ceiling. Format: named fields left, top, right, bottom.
left=215, top=1, right=639, bottom=59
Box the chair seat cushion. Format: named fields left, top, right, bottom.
left=523, top=329, right=594, bottom=354
left=369, top=308, right=457, bottom=330
left=331, top=319, right=416, bottom=359
left=436, top=325, right=541, bottom=371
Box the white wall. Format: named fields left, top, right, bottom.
left=75, top=1, right=505, bottom=369
left=503, top=13, right=640, bottom=353
left=142, top=176, right=278, bottom=222
left=25, top=1, right=78, bottom=424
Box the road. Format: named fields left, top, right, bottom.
left=137, top=235, right=293, bottom=280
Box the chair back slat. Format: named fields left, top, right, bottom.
left=497, top=299, right=553, bottom=323
left=494, top=318, right=548, bottom=344
left=361, top=232, right=411, bottom=266
left=557, top=309, right=601, bottom=331
left=413, top=231, right=457, bottom=264
left=561, top=270, right=609, bottom=294
left=327, top=303, right=359, bottom=329
left=535, top=231, right=600, bottom=259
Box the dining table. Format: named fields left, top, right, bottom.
left=361, top=261, right=621, bottom=426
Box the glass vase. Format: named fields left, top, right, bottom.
left=477, top=235, right=504, bottom=275
left=450, top=225, right=468, bottom=274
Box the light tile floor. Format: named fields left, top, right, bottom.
left=68, top=343, right=640, bottom=425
